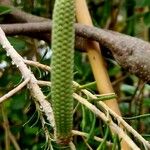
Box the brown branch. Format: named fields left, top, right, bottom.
left=1, top=5, right=150, bottom=83
left=2, top=106, right=10, bottom=150
left=1, top=4, right=150, bottom=83
left=3, top=6, right=48, bottom=23
left=76, top=24, right=150, bottom=84
left=72, top=130, right=113, bottom=147
left=0, top=21, right=150, bottom=83
left=0, top=0, right=11, bottom=5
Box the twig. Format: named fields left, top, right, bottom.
left=24, top=59, right=51, bottom=71
left=24, top=59, right=50, bottom=70
left=0, top=27, right=54, bottom=127
left=82, top=137, right=93, bottom=150
left=37, top=80, right=51, bottom=86
left=72, top=130, right=113, bottom=147
left=9, top=131, right=21, bottom=150
left=123, top=114, right=150, bottom=120
left=69, top=142, right=76, bottom=150
left=23, top=59, right=51, bottom=71
left=2, top=104, right=21, bottom=150
left=2, top=106, right=10, bottom=150
left=112, top=74, right=129, bottom=86
left=0, top=78, right=30, bottom=103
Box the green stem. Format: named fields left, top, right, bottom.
left=97, top=126, right=109, bottom=150
left=123, top=114, right=150, bottom=120
left=89, top=93, right=117, bottom=102
left=79, top=81, right=96, bottom=89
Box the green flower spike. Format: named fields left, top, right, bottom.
left=51, top=0, right=75, bottom=146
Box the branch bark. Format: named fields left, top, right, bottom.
left=1, top=21, right=150, bottom=84
left=0, top=4, right=150, bottom=83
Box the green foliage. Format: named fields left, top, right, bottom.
left=135, top=0, right=150, bottom=7
left=0, top=5, right=11, bottom=15
left=0, top=0, right=150, bottom=149
left=143, top=12, right=150, bottom=27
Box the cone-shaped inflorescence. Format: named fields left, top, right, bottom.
left=51, top=0, right=75, bottom=145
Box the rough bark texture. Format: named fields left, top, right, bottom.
left=0, top=2, right=150, bottom=83
left=1, top=21, right=150, bottom=83
left=75, top=24, right=150, bottom=83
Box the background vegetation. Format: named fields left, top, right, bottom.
left=0, top=0, right=150, bottom=149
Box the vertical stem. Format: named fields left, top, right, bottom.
left=2, top=106, right=10, bottom=150
left=75, top=1, right=130, bottom=149
left=75, top=0, right=121, bottom=118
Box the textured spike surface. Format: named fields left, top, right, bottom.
left=51, top=0, right=75, bottom=145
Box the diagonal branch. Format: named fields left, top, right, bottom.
left=1, top=22, right=150, bottom=83
left=0, top=78, right=30, bottom=103
left=1, top=5, right=150, bottom=84
left=0, top=27, right=54, bottom=127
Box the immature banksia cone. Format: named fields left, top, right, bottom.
left=51, top=0, right=75, bottom=145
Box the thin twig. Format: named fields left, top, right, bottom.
left=69, top=142, right=76, bottom=150
left=36, top=80, right=51, bottom=86
left=9, top=131, right=21, bottom=150
left=24, top=59, right=51, bottom=71
left=2, top=106, right=10, bottom=150
left=72, top=130, right=113, bottom=147
left=82, top=137, right=93, bottom=150
left=0, top=78, right=30, bottom=103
